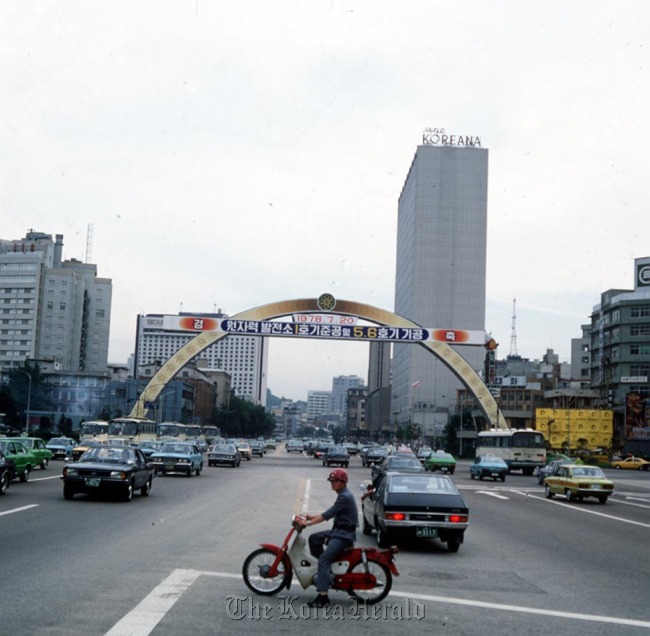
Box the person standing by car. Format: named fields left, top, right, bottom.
left=296, top=468, right=358, bottom=607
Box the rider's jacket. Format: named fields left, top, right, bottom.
left=321, top=486, right=358, bottom=542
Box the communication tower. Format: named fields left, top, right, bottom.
left=509, top=297, right=518, bottom=357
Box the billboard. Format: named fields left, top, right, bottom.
left=625, top=392, right=650, bottom=440
left=536, top=409, right=614, bottom=450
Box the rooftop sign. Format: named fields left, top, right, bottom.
left=422, top=127, right=481, bottom=148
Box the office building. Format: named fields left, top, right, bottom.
left=307, top=390, right=331, bottom=423
left=133, top=312, right=268, bottom=406
left=331, top=374, right=364, bottom=417
left=392, top=136, right=488, bottom=427
left=0, top=230, right=111, bottom=372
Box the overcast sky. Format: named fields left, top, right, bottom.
left=2, top=2, right=649, bottom=401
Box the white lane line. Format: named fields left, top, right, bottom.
left=30, top=475, right=61, bottom=482
left=301, top=478, right=311, bottom=514
left=104, top=569, right=203, bottom=636
left=512, top=491, right=650, bottom=528
left=0, top=504, right=39, bottom=517
left=389, top=590, right=650, bottom=629
left=105, top=569, right=650, bottom=634
left=477, top=491, right=509, bottom=500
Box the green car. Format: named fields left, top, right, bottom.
left=0, top=439, right=37, bottom=482
left=424, top=451, right=457, bottom=474
left=7, top=437, right=52, bottom=470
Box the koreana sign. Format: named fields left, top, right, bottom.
left=422, top=127, right=481, bottom=148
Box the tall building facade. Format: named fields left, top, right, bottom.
left=0, top=230, right=111, bottom=372
left=307, top=390, right=331, bottom=422
left=393, top=138, right=488, bottom=429
left=133, top=312, right=268, bottom=406
left=331, top=375, right=364, bottom=416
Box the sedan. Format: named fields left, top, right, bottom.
left=611, top=457, right=650, bottom=471
left=61, top=445, right=154, bottom=502
left=322, top=446, right=350, bottom=467
left=370, top=454, right=425, bottom=481
left=0, top=452, right=13, bottom=495
left=249, top=441, right=265, bottom=457
left=207, top=443, right=241, bottom=467
left=0, top=439, right=37, bottom=482
left=537, top=459, right=574, bottom=485
left=424, top=451, right=456, bottom=474
left=470, top=455, right=508, bottom=481
left=361, top=472, right=469, bottom=552
left=46, top=437, right=76, bottom=461
left=6, top=437, right=52, bottom=470
left=544, top=464, right=615, bottom=504
left=150, top=442, right=203, bottom=476
left=136, top=440, right=164, bottom=460
left=362, top=447, right=388, bottom=467
left=237, top=441, right=253, bottom=461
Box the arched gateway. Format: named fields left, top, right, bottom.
left=129, top=296, right=507, bottom=429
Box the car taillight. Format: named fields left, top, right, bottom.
left=385, top=512, right=406, bottom=521
left=449, top=515, right=468, bottom=523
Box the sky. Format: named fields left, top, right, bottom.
left=2, top=1, right=649, bottom=402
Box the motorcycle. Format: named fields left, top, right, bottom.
left=242, top=515, right=399, bottom=604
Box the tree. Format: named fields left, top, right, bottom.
left=214, top=395, right=275, bottom=438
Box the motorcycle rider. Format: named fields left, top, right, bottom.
left=296, top=467, right=358, bottom=607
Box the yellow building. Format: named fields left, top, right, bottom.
left=535, top=409, right=613, bottom=451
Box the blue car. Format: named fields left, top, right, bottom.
left=150, top=442, right=203, bottom=477
left=470, top=454, right=508, bottom=482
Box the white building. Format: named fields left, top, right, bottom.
left=331, top=375, right=364, bottom=416
left=392, top=138, right=488, bottom=430
left=307, top=390, right=331, bottom=423
left=134, top=312, right=268, bottom=406
left=0, top=230, right=111, bottom=372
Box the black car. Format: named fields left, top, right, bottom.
left=249, top=441, right=265, bottom=457
left=322, top=445, right=350, bottom=467
left=207, top=443, right=241, bottom=467
left=0, top=451, right=13, bottom=495
left=370, top=454, right=425, bottom=481
left=536, top=459, right=574, bottom=485
left=136, top=440, right=164, bottom=460
left=362, top=447, right=388, bottom=467
left=361, top=472, right=469, bottom=552
left=61, top=445, right=154, bottom=502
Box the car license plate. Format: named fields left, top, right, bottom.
left=591, top=484, right=602, bottom=490
left=84, top=477, right=100, bottom=487
left=165, top=464, right=175, bottom=469
left=491, top=472, right=500, bottom=477
left=416, top=527, right=437, bottom=538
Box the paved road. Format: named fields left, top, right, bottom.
left=2, top=450, right=649, bottom=635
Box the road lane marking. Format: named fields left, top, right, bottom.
left=476, top=491, right=509, bottom=499
left=513, top=491, right=650, bottom=528
left=0, top=504, right=39, bottom=517
left=105, top=569, right=650, bottom=634
left=31, top=475, right=61, bottom=482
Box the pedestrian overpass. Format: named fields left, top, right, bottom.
left=129, top=294, right=506, bottom=429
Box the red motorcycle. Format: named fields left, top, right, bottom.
left=242, top=515, right=399, bottom=604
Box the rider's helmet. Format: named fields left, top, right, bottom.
left=328, top=468, right=348, bottom=483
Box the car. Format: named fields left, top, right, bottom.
left=46, top=437, right=76, bottom=461
left=322, top=445, right=350, bottom=467
left=0, top=439, right=37, bottom=482
left=264, top=439, right=277, bottom=450
left=61, top=445, right=154, bottom=502
left=0, top=451, right=13, bottom=495
left=236, top=441, right=252, bottom=461
left=424, top=450, right=456, bottom=474
left=344, top=443, right=360, bottom=456
left=370, top=454, right=425, bottom=481
left=362, top=447, right=388, bottom=467
left=312, top=442, right=330, bottom=460
left=537, top=459, right=574, bottom=484
left=470, top=455, right=509, bottom=481
left=249, top=441, right=265, bottom=457
left=544, top=464, right=615, bottom=504
left=71, top=439, right=108, bottom=462
left=7, top=437, right=52, bottom=470
left=208, top=443, right=241, bottom=467
left=611, top=456, right=650, bottom=471
left=417, top=446, right=433, bottom=462
left=361, top=472, right=469, bottom=551
left=136, top=440, right=164, bottom=460
left=286, top=439, right=304, bottom=454
left=150, top=442, right=204, bottom=476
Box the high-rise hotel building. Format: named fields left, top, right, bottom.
left=392, top=133, right=488, bottom=428
left=134, top=312, right=268, bottom=406
left=0, top=230, right=111, bottom=372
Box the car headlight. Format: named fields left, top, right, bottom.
left=64, top=467, right=78, bottom=477
left=178, top=458, right=190, bottom=464
left=110, top=471, right=127, bottom=480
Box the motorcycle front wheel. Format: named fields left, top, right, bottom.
left=242, top=548, right=290, bottom=595
left=347, top=559, right=392, bottom=604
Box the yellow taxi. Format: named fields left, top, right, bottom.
left=544, top=464, right=615, bottom=504
left=611, top=456, right=650, bottom=471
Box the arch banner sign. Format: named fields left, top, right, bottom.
left=164, top=315, right=485, bottom=345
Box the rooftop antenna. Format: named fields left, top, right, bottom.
left=509, top=297, right=518, bottom=357
left=85, top=223, right=94, bottom=263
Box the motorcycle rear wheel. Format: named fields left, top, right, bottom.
left=347, top=559, right=392, bottom=604
left=242, top=548, right=290, bottom=595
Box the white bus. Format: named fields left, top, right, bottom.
left=475, top=429, right=546, bottom=475
left=107, top=417, right=157, bottom=444
left=79, top=421, right=109, bottom=442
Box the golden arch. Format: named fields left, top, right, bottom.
left=130, top=297, right=506, bottom=428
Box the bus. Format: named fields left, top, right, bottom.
left=107, top=417, right=157, bottom=444
left=79, top=421, right=109, bottom=442
left=157, top=422, right=187, bottom=441
left=201, top=426, right=220, bottom=445
left=475, top=429, right=546, bottom=475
